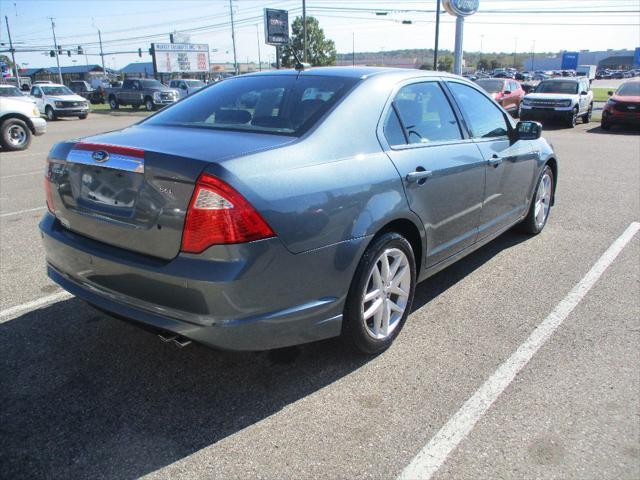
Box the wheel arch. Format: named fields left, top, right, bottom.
left=545, top=157, right=558, bottom=206
left=0, top=113, right=35, bottom=133
left=370, top=217, right=424, bottom=278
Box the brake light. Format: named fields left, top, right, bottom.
left=181, top=172, right=275, bottom=253
left=44, top=164, right=55, bottom=213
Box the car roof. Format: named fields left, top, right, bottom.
left=240, top=66, right=458, bottom=81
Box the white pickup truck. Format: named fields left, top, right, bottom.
left=0, top=87, right=46, bottom=150
left=520, top=77, right=594, bottom=128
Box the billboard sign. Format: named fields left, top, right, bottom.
left=152, top=43, right=209, bottom=73
left=264, top=9, right=289, bottom=46
left=561, top=51, right=579, bottom=70
left=443, top=0, right=480, bottom=16
left=634, top=47, right=640, bottom=67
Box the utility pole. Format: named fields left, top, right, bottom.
left=513, top=37, right=518, bottom=69
left=256, top=24, right=262, bottom=71
left=302, top=0, right=307, bottom=63
left=48, top=17, right=63, bottom=84
left=531, top=40, right=536, bottom=71
left=352, top=32, right=355, bottom=66
left=4, top=15, right=20, bottom=86
left=433, top=0, right=441, bottom=70
left=229, top=0, right=238, bottom=75
left=98, top=29, right=106, bottom=72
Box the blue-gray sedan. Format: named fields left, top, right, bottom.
left=41, top=67, right=557, bottom=354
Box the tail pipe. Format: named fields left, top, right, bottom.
left=158, top=333, right=192, bottom=348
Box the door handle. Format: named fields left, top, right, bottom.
left=406, top=170, right=433, bottom=184
left=487, top=155, right=503, bottom=167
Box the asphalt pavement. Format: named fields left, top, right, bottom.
left=0, top=112, right=638, bottom=480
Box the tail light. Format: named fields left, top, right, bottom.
left=45, top=163, right=55, bottom=213
left=180, top=172, right=275, bottom=253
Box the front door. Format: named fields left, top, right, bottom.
left=381, top=80, right=486, bottom=267
left=30, top=86, right=45, bottom=113
left=446, top=80, right=537, bottom=239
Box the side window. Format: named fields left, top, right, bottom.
left=447, top=82, right=509, bottom=139
left=392, top=82, right=462, bottom=144
left=169, top=81, right=176, bottom=88
left=123, top=79, right=133, bottom=89
left=383, top=108, right=407, bottom=146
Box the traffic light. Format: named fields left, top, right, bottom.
left=77, top=46, right=83, bottom=55
left=57, top=45, right=62, bottom=55
left=67, top=50, right=71, bottom=57
left=49, top=50, right=55, bottom=58
left=138, top=48, right=142, bottom=57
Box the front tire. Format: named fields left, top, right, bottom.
left=1, top=118, right=32, bottom=151
left=109, top=97, right=119, bottom=109
left=144, top=98, right=155, bottom=111
left=601, top=115, right=611, bottom=130
left=519, top=165, right=554, bottom=235
left=582, top=103, right=593, bottom=123
left=45, top=106, right=56, bottom=121
left=78, top=113, right=88, bottom=120
left=342, top=232, right=416, bottom=355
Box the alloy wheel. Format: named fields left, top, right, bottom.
left=534, top=171, right=553, bottom=229
left=7, top=124, right=27, bottom=147
left=361, top=248, right=411, bottom=340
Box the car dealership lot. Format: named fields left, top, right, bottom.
left=0, top=114, right=638, bottom=479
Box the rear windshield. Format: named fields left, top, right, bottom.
left=534, top=81, right=578, bottom=94
left=145, top=74, right=358, bottom=136
left=617, top=82, right=640, bottom=96
left=475, top=79, right=504, bottom=93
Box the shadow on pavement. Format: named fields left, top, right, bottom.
left=586, top=125, right=640, bottom=135
left=0, top=230, right=529, bottom=479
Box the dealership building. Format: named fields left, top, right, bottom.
left=523, top=49, right=638, bottom=71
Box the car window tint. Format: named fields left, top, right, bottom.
left=384, top=108, right=407, bottom=146
left=393, top=82, right=461, bottom=144
left=448, top=82, right=509, bottom=139
left=145, top=75, right=358, bottom=136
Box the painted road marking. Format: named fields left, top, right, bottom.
left=0, top=291, right=73, bottom=324
left=0, top=171, right=42, bottom=180
left=0, top=206, right=46, bottom=218
left=398, top=221, right=640, bottom=480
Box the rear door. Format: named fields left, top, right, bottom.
left=380, top=80, right=486, bottom=267
left=445, top=80, right=536, bottom=239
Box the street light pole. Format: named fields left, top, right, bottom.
left=256, top=24, right=262, bottom=71
left=433, top=0, right=441, bottom=70
left=98, top=29, right=106, bottom=72
left=4, top=15, right=20, bottom=86
left=48, top=17, right=63, bottom=84
left=352, top=32, right=355, bottom=66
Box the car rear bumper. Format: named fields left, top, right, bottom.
left=40, top=213, right=369, bottom=350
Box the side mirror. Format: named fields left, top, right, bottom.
left=504, top=90, right=511, bottom=95
left=608, top=91, right=614, bottom=96
left=516, top=121, right=542, bottom=141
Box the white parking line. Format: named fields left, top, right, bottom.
left=0, top=206, right=46, bottom=218
left=398, top=221, right=640, bottom=480
left=0, top=171, right=42, bottom=179
left=0, top=291, right=73, bottom=324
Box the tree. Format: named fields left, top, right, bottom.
left=438, top=54, right=454, bottom=72
left=280, top=16, right=336, bottom=67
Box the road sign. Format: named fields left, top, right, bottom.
left=561, top=51, right=579, bottom=70
left=443, top=0, right=480, bottom=17
left=152, top=43, right=209, bottom=73
left=264, top=9, right=289, bottom=46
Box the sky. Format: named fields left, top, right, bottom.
left=1, top=0, right=639, bottom=70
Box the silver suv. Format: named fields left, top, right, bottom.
left=521, top=78, right=594, bottom=128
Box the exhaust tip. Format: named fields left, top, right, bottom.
left=158, top=333, right=192, bottom=348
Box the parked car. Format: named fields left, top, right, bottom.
left=169, top=79, right=206, bottom=98
left=40, top=67, right=557, bottom=354
left=0, top=94, right=46, bottom=150
left=0, top=84, right=36, bottom=104
left=30, top=84, right=89, bottom=120
left=106, top=78, right=179, bottom=111
left=4, top=76, right=32, bottom=91
left=601, top=80, right=640, bottom=130
left=520, top=77, right=593, bottom=128
left=68, top=80, right=104, bottom=104
left=34, top=80, right=54, bottom=85
left=475, top=78, right=525, bottom=117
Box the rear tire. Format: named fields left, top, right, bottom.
left=109, top=97, right=119, bottom=109
left=519, top=165, right=554, bottom=235
left=1, top=118, right=32, bottom=151
left=144, top=98, right=155, bottom=111
left=78, top=113, right=88, bottom=120
left=582, top=103, right=592, bottom=123
left=342, top=232, right=416, bottom=355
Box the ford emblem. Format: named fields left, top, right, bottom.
left=443, top=0, right=480, bottom=17
left=92, top=150, right=109, bottom=163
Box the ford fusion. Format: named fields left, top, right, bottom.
left=41, top=68, right=557, bottom=354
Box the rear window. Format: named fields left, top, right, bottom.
left=145, top=75, right=358, bottom=136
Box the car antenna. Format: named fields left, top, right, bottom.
left=289, top=41, right=310, bottom=72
